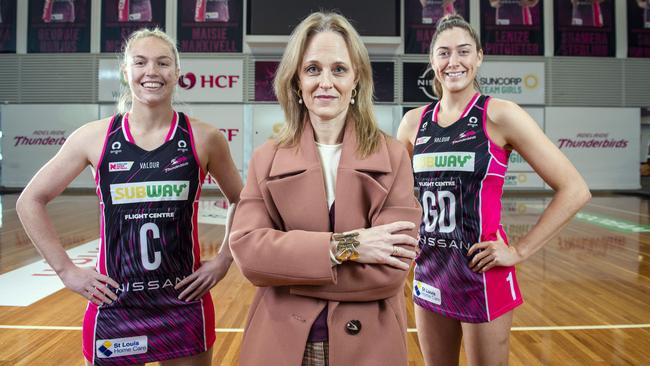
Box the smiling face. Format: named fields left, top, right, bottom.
left=431, top=26, right=483, bottom=95
left=123, top=36, right=179, bottom=109
left=298, top=31, right=357, bottom=123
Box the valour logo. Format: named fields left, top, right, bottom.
left=96, top=336, right=148, bottom=359
left=413, top=280, right=441, bottom=305
left=108, top=161, right=134, bottom=172
left=110, top=181, right=190, bottom=204
left=179, top=72, right=197, bottom=90
left=413, top=152, right=475, bottom=173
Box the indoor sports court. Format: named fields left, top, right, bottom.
left=1, top=1, right=649, bottom=365
left=1, top=194, right=649, bottom=364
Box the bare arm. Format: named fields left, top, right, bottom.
left=467, top=99, right=591, bottom=272
left=396, top=106, right=427, bottom=160
left=16, top=119, right=118, bottom=304
left=176, top=120, right=243, bottom=301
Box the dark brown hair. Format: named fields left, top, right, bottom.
left=429, top=14, right=482, bottom=98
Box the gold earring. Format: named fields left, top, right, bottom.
left=351, top=89, right=357, bottom=105
left=295, top=89, right=303, bottom=104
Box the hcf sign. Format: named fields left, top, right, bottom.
left=177, top=59, right=243, bottom=102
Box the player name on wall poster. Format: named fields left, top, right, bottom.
left=554, top=0, right=615, bottom=57
left=27, top=0, right=91, bottom=53
left=177, top=0, right=243, bottom=53
left=480, top=0, right=544, bottom=56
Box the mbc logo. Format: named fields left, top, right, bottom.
left=179, top=72, right=240, bottom=90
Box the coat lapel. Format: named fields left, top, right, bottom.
left=334, top=122, right=393, bottom=233
left=266, top=120, right=394, bottom=234
left=266, top=123, right=330, bottom=232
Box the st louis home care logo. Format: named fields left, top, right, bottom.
left=96, top=336, right=147, bottom=358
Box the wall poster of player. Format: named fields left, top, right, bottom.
left=480, top=0, right=544, bottom=55
left=176, top=0, right=243, bottom=53
left=404, top=0, right=469, bottom=54
left=27, top=0, right=91, bottom=53
left=628, top=0, right=650, bottom=57
left=0, top=0, right=16, bottom=53
left=554, top=0, right=615, bottom=56
left=101, top=0, right=166, bottom=52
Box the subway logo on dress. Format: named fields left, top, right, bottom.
left=96, top=336, right=148, bottom=358
left=110, top=181, right=190, bottom=204
left=413, top=152, right=475, bottom=173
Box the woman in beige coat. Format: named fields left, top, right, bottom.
left=229, top=12, right=422, bottom=366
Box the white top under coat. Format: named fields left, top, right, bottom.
left=315, top=142, right=342, bottom=209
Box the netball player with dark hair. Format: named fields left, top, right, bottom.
left=16, top=28, right=242, bottom=365
left=397, top=14, right=590, bottom=366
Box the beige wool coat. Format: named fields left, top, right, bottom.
left=230, top=121, right=422, bottom=366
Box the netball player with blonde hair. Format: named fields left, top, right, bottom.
left=17, top=28, right=242, bottom=365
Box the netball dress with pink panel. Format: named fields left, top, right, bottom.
left=412, top=93, right=523, bottom=323
left=82, top=112, right=214, bottom=365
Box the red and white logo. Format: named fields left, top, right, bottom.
left=109, top=161, right=134, bottom=172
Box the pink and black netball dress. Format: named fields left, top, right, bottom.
left=571, top=0, right=603, bottom=27
left=194, top=0, right=230, bottom=22
left=42, top=0, right=76, bottom=23
left=421, top=0, right=455, bottom=25
left=412, top=93, right=523, bottom=323
left=495, top=0, right=534, bottom=26
left=118, top=0, right=152, bottom=22
left=83, top=112, right=214, bottom=365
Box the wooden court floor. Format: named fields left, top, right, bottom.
left=0, top=192, right=648, bottom=365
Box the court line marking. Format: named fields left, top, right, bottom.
left=2, top=324, right=649, bottom=332
left=586, top=202, right=650, bottom=219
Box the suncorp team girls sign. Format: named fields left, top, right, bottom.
left=402, top=61, right=544, bottom=105
left=98, top=58, right=244, bottom=102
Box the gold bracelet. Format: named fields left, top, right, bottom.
left=333, top=232, right=360, bottom=262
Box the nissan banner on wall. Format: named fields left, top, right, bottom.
left=99, top=58, right=244, bottom=103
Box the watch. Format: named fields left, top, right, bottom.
left=333, top=232, right=361, bottom=262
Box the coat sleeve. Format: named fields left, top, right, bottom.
left=289, top=146, right=422, bottom=302
left=229, top=155, right=336, bottom=287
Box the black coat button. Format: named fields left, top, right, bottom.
left=345, top=320, right=362, bottom=335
